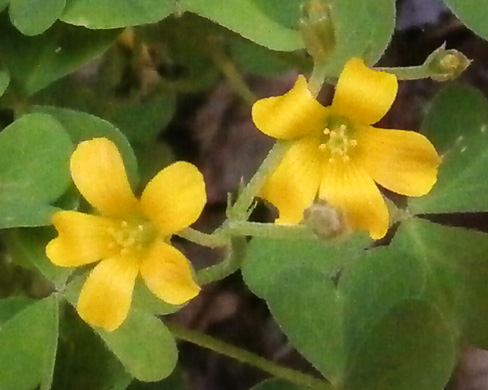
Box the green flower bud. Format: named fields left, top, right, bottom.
left=299, top=0, right=336, bottom=63
left=427, top=44, right=471, bottom=82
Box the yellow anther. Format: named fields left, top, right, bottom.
left=330, top=130, right=337, bottom=137
left=121, top=220, right=128, bottom=228
left=323, top=128, right=330, bottom=135
left=328, top=158, right=336, bottom=164
left=339, top=124, right=347, bottom=132
left=342, top=155, right=350, bottom=162
left=319, top=143, right=327, bottom=151
left=349, top=139, right=358, bottom=147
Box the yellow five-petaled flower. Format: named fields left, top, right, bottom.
left=46, top=138, right=205, bottom=331
left=253, top=58, right=441, bottom=239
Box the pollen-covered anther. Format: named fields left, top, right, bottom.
left=318, top=121, right=356, bottom=163
left=107, top=219, right=155, bottom=256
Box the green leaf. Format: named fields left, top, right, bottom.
left=61, top=0, right=175, bottom=28
left=98, top=310, right=178, bottom=382
left=230, top=37, right=293, bottom=77
left=397, top=218, right=488, bottom=347
left=241, top=232, right=370, bottom=298
left=0, top=69, right=10, bottom=97
left=266, top=267, right=344, bottom=383
left=0, top=0, right=9, bottom=12
left=108, top=88, right=176, bottom=144
left=182, top=0, right=303, bottom=51
left=265, top=245, right=426, bottom=385
left=7, top=228, right=72, bottom=287
left=0, top=296, right=59, bottom=390
left=0, top=16, right=119, bottom=94
left=323, top=0, right=396, bottom=75
left=127, top=368, right=186, bottom=390
left=344, top=299, right=455, bottom=390
left=0, top=113, right=72, bottom=228
left=251, top=378, right=307, bottom=390
left=0, top=197, right=60, bottom=228
left=0, top=296, right=34, bottom=324
left=31, top=106, right=139, bottom=186
left=250, top=0, right=302, bottom=29
left=52, top=305, right=131, bottom=390
left=9, top=0, right=66, bottom=36
left=443, top=0, right=488, bottom=40
left=132, top=280, right=182, bottom=316
left=63, top=275, right=178, bottom=381
left=410, top=83, right=488, bottom=214
left=134, top=141, right=174, bottom=188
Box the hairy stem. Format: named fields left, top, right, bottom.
left=229, top=140, right=291, bottom=221
left=167, top=323, right=333, bottom=390
left=196, top=237, right=247, bottom=285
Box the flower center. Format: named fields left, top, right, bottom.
left=107, top=218, right=157, bottom=257
left=318, top=117, right=357, bottom=163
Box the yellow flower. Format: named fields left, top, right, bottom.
left=252, top=58, right=441, bottom=239
left=46, top=138, right=205, bottom=331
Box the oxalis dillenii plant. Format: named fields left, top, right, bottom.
left=0, top=0, right=486, bottom=389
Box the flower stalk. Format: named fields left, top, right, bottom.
left=228, top=140, right=292, bottom=220
left=167, top=322, right=333, bottom=390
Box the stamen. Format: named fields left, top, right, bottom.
left=106, top=219, right=155, bottom=257
left=320, top=118, right=356, bottom=163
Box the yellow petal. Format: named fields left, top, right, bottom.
left=356, top=126, right=441, bottom=196
left=261, top=136, right=322, bottom=224
left=141, top=161, right=206, bottom=236
left=70, top=138, right=139, bottom=218
left=46, top=211, right=118, bottom=267
left=77, top=256, right=139, bottom=331
left=140, top=240, right=200, bottom=305
left=319, top=160, right=389, bottom=239
left=332, top=58, right=397, bottom=125
left=252, top=75, right=329, bottom=140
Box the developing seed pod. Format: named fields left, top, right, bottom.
left=426, top=44, right=471, bottom=82
left=303, top=199, right=350, bottom=240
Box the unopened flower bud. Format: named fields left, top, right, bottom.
left=299, top=0, right=335, bottom=63
left=427, top=45, right=471, bottom=82
left=303, top=200, right=350, bottom=240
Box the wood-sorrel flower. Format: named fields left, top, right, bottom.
left=252, top=58, right=441, bottom=239
left=46, top=138, right=205, bottom=331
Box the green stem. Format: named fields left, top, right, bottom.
left=203, top=38, right=256, bottom=105
left=374, top=65, right=430, bottom=80
left=196, top=237, right=246, bottom=285
left=229, top=140, right=291, bottom=220
left=167, top=323, right=333, bottom=390
left=226, top=221, right=317, bottom=240
left=308, top=61, right=328, bottom=97
left=177, top=227, right=229, bottom=248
